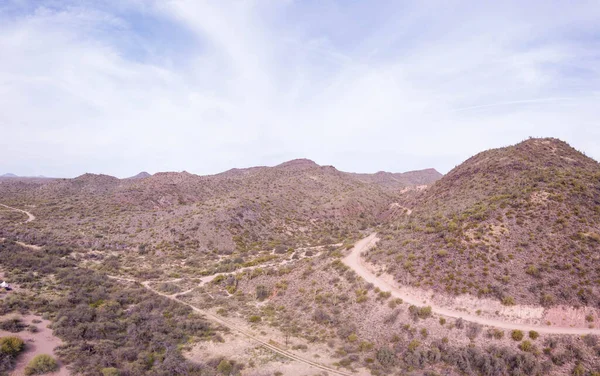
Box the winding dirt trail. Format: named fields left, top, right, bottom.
left=107, top=276, right=357, bottom=376
left=0, top=203, right=36, bottom=223
left=343, top=233, right=600, bottom=335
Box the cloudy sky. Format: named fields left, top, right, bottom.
left=1, top=0, right=599, bottom=178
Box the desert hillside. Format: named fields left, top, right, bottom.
left=371, top=138, right=600, bottom=307
left=0, top=160, right=438, bottom=277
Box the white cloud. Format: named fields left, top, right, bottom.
left=0, top=0, right=599, bottom=177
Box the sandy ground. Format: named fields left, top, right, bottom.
left=0, top=314, right=68, bottom=376
left=184, top=314, right=363, bottom=376
left=104, top=275, right=363, bottom=376
left=343, top=233, right=600, bottom=335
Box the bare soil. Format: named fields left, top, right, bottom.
left=0, top=314, right=68, bottom=376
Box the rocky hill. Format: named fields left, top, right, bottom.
left=127, top=171, right=151, bottom=179
left=349, top=168, right=442, bottom=188
left=371, top=138, right=600, bottom=307
left=0, top=160, right=439, bottom=264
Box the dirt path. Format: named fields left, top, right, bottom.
left=343, top=233, right=600, bottom=335
left=0, top=203, right=36, bottom=223
left=108, top=276, right=357, bottom=376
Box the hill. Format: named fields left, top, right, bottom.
left=0, top=160, right=439, bottom=278
left=371, top=138, right=600, bottom=307
left=1, top=173, right=17, bottom=178
left=349, top=168, right=442, bottom=188
left=127, top=171, right=151, bottom=179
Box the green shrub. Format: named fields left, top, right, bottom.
left=572, top=363, right=585, bottom=376
left=528, top=330, right=539, bottom=340
left=409, top=305, right=433, bottom=320
left=511, top=330, right=524, bottom=341
left=418, top=306, right=432, bottom=319
left=376, top=346, right=396, bottom=367
left=408, top=339, right=420, bottom=351
left=217, top=359, right=233, bottom=375
left=487, top=329, right=504, bottom=339
left=519, top=340, right=533, bottom=352
left=248, top=315, right=261, bottom=323
left=0, top=336, right=25, bottom=356
left=501, top=296, right=515, bottom=306
left=585, top=314, right=594, bottom=322
left=24, top=354, right=58, bottom=375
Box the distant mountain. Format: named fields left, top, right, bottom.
left=127, top=171, right=151, bottom=180
left=349, top=168, right=442, bottom=188
left=1, top=173, right=17, bottom=178
left=372, top=138, right=600, bottom=307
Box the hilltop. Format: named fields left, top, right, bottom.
left=371, top=138, right=600, bottom=307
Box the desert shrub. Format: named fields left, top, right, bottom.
left=418, top=306, right=432, bottom=319
left=217, top=359, right=233, bottom=375
left=24, top=354, right=58, bottom=375
left=248, top=315, right=261, bottom=323
left=487, top=328, right=504, bottom=339
left=519, top=340, right=533, bottom=352
left=501, top=296, right=515, bottom=306
left=313, top=309, right=333, bottom=325
left=156, top=282, right=182, bottom=294
left=256, top=285, right=270, bottom=301
left=408, top=340, right=421, bottom=351
left=455, top=317, right=464, bottom=329
left=572, top=363, right=585, bottom=376
left=0, top=336, right=24, bottom=356
left=466, top=323, right=482, bottom=340
left=585, top=314, right=594, bottom=322
left=0, top=318, right=26, bottom=333
left=409, top=305, right=432, bottom=320
left=511, top=330, right=524, bottom=341
left=529, top=330, right=539, bottom=340
left=0, top=242, right=214, bottom=375
left=526, top=265, right=540, bottom=277
left=376, top=346, right=396, bottom=368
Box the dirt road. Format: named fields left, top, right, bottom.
left=343, top=233, right=600, bottom=335
left=0, top=203, right=36, bottom=223
left=107, top=276, right=358, bottom=376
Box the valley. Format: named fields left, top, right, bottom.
left=1, top=138, right=599, bottom=375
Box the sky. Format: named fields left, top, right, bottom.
left=1, top=0, right=599, bottom=178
